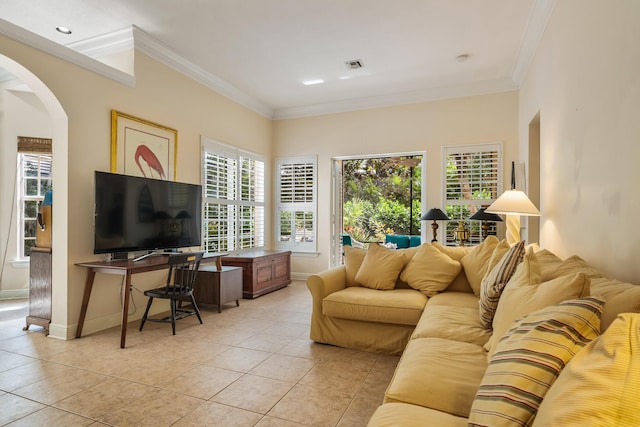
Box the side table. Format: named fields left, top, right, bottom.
left=193, top=266, right=243, bottom=312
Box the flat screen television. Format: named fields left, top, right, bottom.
left=94, top=171, right=202, bottom=255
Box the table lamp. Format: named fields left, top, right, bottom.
left=485, top=190, right=540, bottom=245
left=420, top=208, right=450, bottom=242
left=469, top=207, right=503, bottom=241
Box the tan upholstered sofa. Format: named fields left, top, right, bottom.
left=307, top=237, right=640, bottom=426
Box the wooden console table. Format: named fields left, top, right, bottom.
left=221, top=250, right=291, bottom=298
left=75, top=252, right=225, bottom=348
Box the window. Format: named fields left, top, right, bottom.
left=443, top=143, right=502, bottom=246
left=18, top=153, right=52, bottom=258
left=201, top=137, right=264, bottom=252
left=276, top=156, right=317, bottom=253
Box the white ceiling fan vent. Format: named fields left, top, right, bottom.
left=344, top=59, right=364, bottom=70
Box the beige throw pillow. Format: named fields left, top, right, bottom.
left=486, top=269, right=591, bottom=356
left=344, top=245, right=367, bottom=286
left=460, top=235, right=500, bottom=296
left=470, top=297, right=604, bottom=427
left=354, top=243, right=406, bottom=290
left=478, top=240, right=525, bottom=329
left=431, top=242, right=472, bottom=261
left=399, top=244, right=462, bottom=296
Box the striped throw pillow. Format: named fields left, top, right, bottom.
left=469, top=297, right=605, bottom=427
left=479, top=240, right=526, bottom=329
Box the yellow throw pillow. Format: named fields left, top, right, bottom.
left=344, top=245, right=367, bottom=287
left=533, top=313, right=640, bottom=427
left=354, top=243, right=406, bottom=290
left=486, top=270, right=591, bottom=356
left=470, top=297, right=604, bottom=427
left=399, top=244, right=462, bottom=296
left=460, top=235, right=500, bottom=296
left=432, top=242, right=472, bottom=261
left=543, top=255, right=603, bottom=282
left=478, top=240, right=525, bottom=329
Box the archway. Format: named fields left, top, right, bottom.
left=0, top=54, right=69, bottom=340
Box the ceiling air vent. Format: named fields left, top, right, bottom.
left=344, top=59, right=364, bottom=70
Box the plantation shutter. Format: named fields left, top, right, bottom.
left=276, top=156, right=317, bottom=253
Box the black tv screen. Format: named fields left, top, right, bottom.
left=94, top=171, right=202, bottom=254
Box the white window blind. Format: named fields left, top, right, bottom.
left=18, top=153, right=53, bottom=258
left=443, top=143, right=502, bottom=246
left=276, top=156, right=317, bottom=253
left=202, top=137, right=264, bottom=252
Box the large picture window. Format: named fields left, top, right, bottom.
left=443, top=143, right=502, bottom=246
left=18, top=153, right=53, bottom=258
left=201, top=137, right=264, bottom=252
left=276, top=156, right=317, bottom=253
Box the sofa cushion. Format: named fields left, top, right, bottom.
left=412, top=304, right=492, bottom=346
left=486, top=272, right=591, bottom=357
left=322, top=287, right=427, bottom=325
left=533, top=313, right=640, bottom=427
left=399, top=244, right=462, bottom=296
left=479, top=240, right=525, bottom=329
left=590, top=277, right=640, bottom=330
left=368, top=403, right=468, bottom=427
left=384, top=337, right=488, bottom=418
left=469, top=297, right=604, bottom=427
left=460, top=235, right=500, bottom=297
left=426, top=291, right=481, bottom=308
left=354, top=243, right=406, bottom=290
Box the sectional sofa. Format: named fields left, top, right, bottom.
left=306, top=236, right=640, bottom=426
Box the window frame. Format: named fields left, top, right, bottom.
left=201, top=137, right=265, bottom=253
left=442, top=143, right=503, bottom=246
left=17, top=153, right=53, bottom=259
left=275, top=156, right=317, bottom=253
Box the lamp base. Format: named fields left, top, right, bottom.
left=505, top=214, right=521, bottom=245
left=430, top=221, right=439, bottom=242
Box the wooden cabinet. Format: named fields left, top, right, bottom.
left=24, top=247, right=52, bottom=335
left=193, top=266, right=243, bottom=312
left=221, top=250, right=291, bottom=298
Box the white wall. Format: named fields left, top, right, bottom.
left=519, top=0, right=640, bottom=283
left=274, top=91, right=520, bottom=275
left=0, top=86, right=52, bottom=298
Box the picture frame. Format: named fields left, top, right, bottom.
left=111, top=110, right=178, bottom=181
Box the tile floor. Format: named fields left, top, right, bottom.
left=0, top=281, right=398, bottom=426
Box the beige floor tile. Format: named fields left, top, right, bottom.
left=356, top=369, right=394, bottom=401
left=0, top=393, right=45, bottom=425
left=319, top=348, right=379, bottom=371
left=114, top=354, right=192, bottom=386
left=299, top=363, right=370, bottom=397
left=0, top=359, right=73, bottom=392
left=160, top=365, right=243, bottom=399
left=268, top=384, right=352, bottom=427
left=260, top=321, right=310, bottom=338
left=212, top=374, right=294, bottom=414
left=100, top=388, right=204, bottom=427
left=173, top=401, right=263, bottom=426
left=7, top=406, right=94, bottom=427
left=54, top=377, right=154, bottom=419
left=204, top=346, right=272, bottom=373
left=0, top=349, right=35, bottom=373
left=12, top=369, right=108, bottom=405
left=250, top=354, right=315, bottom=382
left=237, top=333, right=295, bottom=353
left=336, top=397, right=381, bottom=427
left=254, top=416, right=307, bottom=426
left=276, top=339, right=343, bottom=361
left=371, top=354, right=400, bottom=373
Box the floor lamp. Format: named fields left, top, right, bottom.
left=485, top=190, right=540, bottom=245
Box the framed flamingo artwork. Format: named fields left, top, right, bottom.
left=110, top=110, right=178, bottom=181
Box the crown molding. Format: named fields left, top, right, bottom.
left=272, top=78, right=519, bottom=120
left=0, top=18, right=135, bottom=87
left=66, top=27, right=134, bottom=59
left=131, top=26, right=274, bottom=119
left=511, top=0, right=557, bottom=85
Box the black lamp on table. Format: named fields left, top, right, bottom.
left=420, top=208, right=450, bottom=243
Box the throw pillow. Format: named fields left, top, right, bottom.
left=485, top=270, right=591, bottom=357
left=399, top=244, right=462, bottom=296
left=344, top=245, right=367, bottom=287
left=431, top=242, right=472, bottom=261
left=354, top=243, right=406, bottom=290
left=460, top=235, right=500, bottom=297
left=542, top=255, right=603, bottom=282
left=478, top=240, right=526, bottom=329
left=533, top=313, right=640, bottom=427
left=469, top=297, right=605, bottom=427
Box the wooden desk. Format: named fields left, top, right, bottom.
left=75, top=252, right=225, bottom=348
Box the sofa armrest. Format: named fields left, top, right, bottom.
left=307, top=265, right=348, bottom=301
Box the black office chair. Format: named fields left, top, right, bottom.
left=139, top=252, right=204, bottom=335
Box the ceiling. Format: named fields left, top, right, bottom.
left=0, top=0, right=554, bottom=119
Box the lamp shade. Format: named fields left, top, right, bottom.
left=485, top=190, right=540, bottom=216
left=421, top=208, right=450, bottom=221
left=469, top=207, right=503, bottom=222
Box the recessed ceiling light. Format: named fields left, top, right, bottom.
left=303, top=79, right=324, bottom=86
left=56, top=26, right=72, bottom=35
